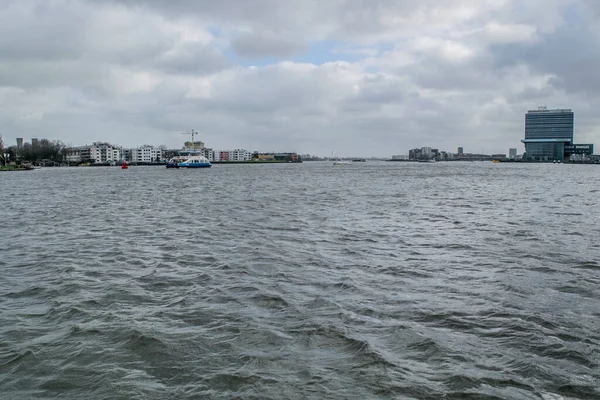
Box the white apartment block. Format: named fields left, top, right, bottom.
left=202, top=148, right=215, bottom=161
left=209, top=149, right=250, bottom=162
left=211, top=150, right=222, bottom=161
left=231, top=149, right=251, bottom=161
left=90, top=142, right=122, bottom=164
left=131, top=145, right=163, bottom=163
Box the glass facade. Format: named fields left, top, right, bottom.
left=525, top=109, right=573, bottom=140
left=525, top=142, right=565, bottom=161
left=523, top=109, right=574, bottom=161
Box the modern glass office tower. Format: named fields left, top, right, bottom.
left=522, top=107, right=574, bottom=161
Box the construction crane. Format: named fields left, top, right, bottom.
left=181, top=129, right=198, bottom=147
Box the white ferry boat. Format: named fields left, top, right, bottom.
left=166, top=152, right=211, bottom=168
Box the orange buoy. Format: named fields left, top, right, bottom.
left=121, top=162, right=128, bottom=169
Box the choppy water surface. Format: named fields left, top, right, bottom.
left=1, top=162, right=600, bottom=399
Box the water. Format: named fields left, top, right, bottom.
left=1, top=162, right=599, bottom=399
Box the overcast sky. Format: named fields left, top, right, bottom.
left=1, top=0, right=600, bottom=156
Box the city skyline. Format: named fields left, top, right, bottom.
left=7, top=135, right=521, bottom=160
left=2, top=1, right=600, bottom=156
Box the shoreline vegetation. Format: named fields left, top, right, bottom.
left=0, top=165, right=38, bottom=172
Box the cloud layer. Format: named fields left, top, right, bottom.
left=1, top=0, right=599, bottom=156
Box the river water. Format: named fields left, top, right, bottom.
left=1, top=162, right=599, bottom=399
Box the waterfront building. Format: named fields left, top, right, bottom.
left=231, top=149, right=251, bottom=161
left=274, top=152, right=298, bottom=162
left=202, top=148, right=214, bottom=161
left=122, top=148, right=132, bottom=162
left=64, top=146, right=92, bottom=163
left=218, top=150, right=230, bottom=161
left=509, top=148, right=517, bottom=159
left=421, top=147, right=432, bottom=159
left=256, top=153, right=274, bottom=160
left=522, top=107, right=573, bottom=161
left=130, top=145, right=163, bottom=163
left=408, top=148, right=421, bottom=160
left=90, top=142, right=122, bottom=164
left=457, top=147, right=464, bottom=155
left=564, top=144, right=594, bottom=160
left=210, top=149, right=238, bottom=161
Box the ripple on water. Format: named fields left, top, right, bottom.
left=1, top=163, right=600, bottom=399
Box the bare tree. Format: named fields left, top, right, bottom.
left=0, top=133, right=4, bottom=165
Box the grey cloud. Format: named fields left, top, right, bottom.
left=99, top=0, right=469, bottom=44
left=0, top=1, right=90, bottom=61
left=230, top=32, right=307, bottom=59
left=2, top=0, right=600, bottom=156
left=0, top=0, right=231, bottom=91
left=153, top=42, right=232, bottom=75
left=350, top=75, right=408, bottom=104
left=488, top=20, right=600, bottom=96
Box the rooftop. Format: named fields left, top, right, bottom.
left=527, top=107, right=572, bottom=114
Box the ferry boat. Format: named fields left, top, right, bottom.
left=179, top=154, right=211, bottom=168
left=166, top=152, right=211, bottom=168
left=167, top=130, right=212, bottom=168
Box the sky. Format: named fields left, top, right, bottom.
left=1, top=0, right=600, bottom=157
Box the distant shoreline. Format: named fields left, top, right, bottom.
left=385, top=159, right=600, bottom=164
left=66, top=160, right=303, bottom=167
left=0, top=165, right=37, bottom=172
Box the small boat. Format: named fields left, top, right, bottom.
left=333, top=160, right=352, bottom=166
left=330, top=151, right=351, bottom=166
left=121, top=162, right=129, bottom=169
left=352, top=158, right=366, bottom=162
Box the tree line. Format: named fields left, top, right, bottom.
left=0, top=134, right=66, bottom=164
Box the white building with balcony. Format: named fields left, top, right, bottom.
left=209, top=149, right=251, bottom=161
left=131, top=145, right=163, bottom=163
left=231, top=149, right=251, bottom=161
left=90, top=142, right=122, bottom=164
left=64, top=146, right=92, bottom=163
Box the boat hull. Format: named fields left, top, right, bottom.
left=178, top=162, right=211, bottom=168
